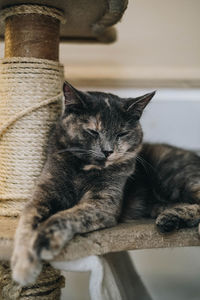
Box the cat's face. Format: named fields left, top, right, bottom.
left=59, top=82, right=155, bottom=168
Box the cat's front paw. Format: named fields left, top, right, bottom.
left=34, top=219, right=73, bottom=260
left=11, top=246, right=42, bottom=286
left=156, top=213, right=180, bottom=233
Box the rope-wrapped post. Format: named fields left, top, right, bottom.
left=0, top=262, right=65, bottom=300
left=0, top=4, right=65, bottom=216
left=0, top=57, right=63, bottom=216
left=0, top=4, right=66, bottom=299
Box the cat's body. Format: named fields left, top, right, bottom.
left=122, top=143, right=200, bottom=231
left=12, top=82, right=200, bottom=285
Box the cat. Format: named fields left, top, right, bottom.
left=11, top=81, right=200, bottom=286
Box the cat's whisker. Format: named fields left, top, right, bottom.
left=88, top=150, right=103, bottom=156
left=136, top=156, right=149, bottom=174
left=107, top=151, right=136, bottom=163
left=137, top=155, right=156, bottom=171
left=58, top=148, right=89, bottom=154
left=58, top=148, right=106, bottom=161
left=136, top=155, right=156, bottom=175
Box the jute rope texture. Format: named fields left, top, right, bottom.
left=0, top=4, right=66, bottom=24
left=0, top=57, right=64, bottom=216
left=0, top=262, right=65, bottom=299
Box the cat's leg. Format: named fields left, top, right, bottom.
left=152, top=203, right=200, bottom=233
left=33, top=188, right=122, bottom=261
left=137, top=144, right=200, bottom=232
left=11, top=165, right=76, bottom=286
left=11, top=203, right=50, bottom=286
left=140, top=143, right=200, bottom=205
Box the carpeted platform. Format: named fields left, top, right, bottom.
left=0, top=217, right=199, bottom=262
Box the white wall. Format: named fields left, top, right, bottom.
left=60, top=0, right=200, bottom=82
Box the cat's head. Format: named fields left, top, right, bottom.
left=58, top=81, right=155, bottom=168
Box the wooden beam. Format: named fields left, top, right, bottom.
left=4, top=14, right=60, bottom=60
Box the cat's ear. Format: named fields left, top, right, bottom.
left=63, top=81, right=86, bottom=108
left=124, top=91, right=156, bottom=119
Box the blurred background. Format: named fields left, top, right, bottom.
left=60, top=0, right=200, bottom=88
left=1, top=0, right=200, bottom=299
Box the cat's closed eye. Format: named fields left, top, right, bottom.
left=85, top=129, right=99, bottom=137
left=116, top=131, right=130, bottom=139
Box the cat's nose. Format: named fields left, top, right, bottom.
left=103, top=150, right=113, bottom=158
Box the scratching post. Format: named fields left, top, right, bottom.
left=0, top=5, right=64, bottom=216
left=0, top=4, right=65, bottom=299
left=0, top=262, right=65, bottom=300
left=0, top=57, right=63, bottom=216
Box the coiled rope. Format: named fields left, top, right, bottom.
left=0, top=262, right=65, bottom=299
left=0, top=57, right=64, bottom=216
left=0, top=4, right=66, bottom=24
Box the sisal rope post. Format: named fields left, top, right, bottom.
left=0, top=57, right=64, bottom=216
left=0, top=5, right=66, bottom=299
left=0, top=262, right=65, bottom=300
left=0, top=5, right=65, bottom=216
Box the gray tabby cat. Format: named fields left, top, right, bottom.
left=12, top=82, right=200, bottom=286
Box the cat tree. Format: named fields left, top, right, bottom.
left=0, top=1, right=199, bottom=299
